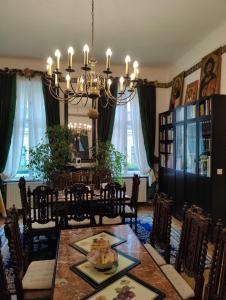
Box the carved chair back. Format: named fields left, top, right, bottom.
left=204, top=221, right=226, bottom=300
left=52, top=171, right=71, bottom=191
left=130, top=174, right=140, bottom=212
left=175, top=205, right=212, bottom=300
left=62, top=184, right=93, bottom=225
left=18, top=177, right=29, bottom=226
left=98, top=183, right=126, bottom=224
left=4, top=206, right=24, bottom=300
left=92, top=170, right=112, bottom=188
left=0, top=245, right=11, bottom=300
left=150, top=194, right=173, bottom=263
left=27, top=185, right=58, bottom=224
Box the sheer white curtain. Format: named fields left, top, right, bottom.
left=111, top=89, right=149, bottom=175
left=130, top=92, right=149, bottom=174
left=111, top=104, right=127, bottom=157
left=4, top=75, right=46, bottom=178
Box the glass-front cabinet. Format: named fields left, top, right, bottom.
left=175, top=124, right=184, bottom=171
left=199, top=119, right=211, bottom=177
left=186, top=122, right=196, bottom=174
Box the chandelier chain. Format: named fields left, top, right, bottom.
left=91, top=0, right=95, bottom=56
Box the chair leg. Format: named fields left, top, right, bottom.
left=134, top=217, right=138, bottom=234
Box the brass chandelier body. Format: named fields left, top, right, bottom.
left=45, top=0, right=139, bottom=107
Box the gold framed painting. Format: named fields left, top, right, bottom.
left=170, top=72, right=185, bottom=109
left=199, top=47, right=222, bottom=98
left=185, top=80, right=199, bottom=104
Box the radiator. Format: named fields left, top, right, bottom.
left=123, top=176, right=147, bottom=202
left=6, top=181, right=42, bottom=209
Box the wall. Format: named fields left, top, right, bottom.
left=169, top=20, right=226, bottom=102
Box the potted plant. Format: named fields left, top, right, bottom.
left=91, top=140, right=126, bottom=184
left=28, top=125, right=74, bottom=182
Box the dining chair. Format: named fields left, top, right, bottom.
left=4, top=206, right=55, bottom=300
left=59, top=184, right=94, bottom=228
left=27, top=185, right=58, bottom=243
left=0, top=245, right=11, bottom=300
left=160, top=205, right=212, bottom=300
left=124, top=174, right=140, bottom=232
left=204, top=220, right=226, bottom=300
left=51, top=171, right=71, bottom=191
left=95, top=183, right=126, bottom=225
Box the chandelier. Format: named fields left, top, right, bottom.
left=68, top=122, right=92, bottom=139
left=45, top=0, right=139, bottom=107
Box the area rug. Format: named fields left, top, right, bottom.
left=0, top=215, right=211, bottom=294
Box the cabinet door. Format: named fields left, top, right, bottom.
left=186, top=122, right=197, bottom=174
left=199, top=120, right=211, bottom=177
left=175, top=124, right=184, bottom=171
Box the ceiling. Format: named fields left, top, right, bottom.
left=1, top=0, right=226, bottom=67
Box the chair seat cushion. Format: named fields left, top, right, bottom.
left=68, top=219, right=91, bottom=226
left=160, top=264, right=195, bottom=299
left=95, top=215, right=122, bottom=225
left=22, top=259, right=55, bottom=290
left=125, top=205, right=135, bottom=215
left=32, top=221, right=55, bottom=230
left=144, top=244, right=166, bottom=266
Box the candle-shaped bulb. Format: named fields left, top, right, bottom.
left=130, top=73, right=135, bottom=89
left=125, top=55, right=131, bottom=75
left=119, top=76, right=124, bottom=92
left=67, top=46, right=74, bottom=68
left=106, top=48, right=112, bottom=69
left=55, top=49, right=61, bottom=69
left=47, top=57, right=53, bottom=75
left=66, top=74, right=71, bottom=89
left=107, top=78, right=112, bottom=90
left=133, top=61, right=138, bottom=73
left=83, top=44, right=89, bottom=65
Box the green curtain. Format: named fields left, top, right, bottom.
left=98, top=80, right=118, bottom=142
left=0, top=72, right=16, bottom=173
left=137, top=83, right=156, bottom=168
left=80, top=135, right=89, bottom=159
left=42, top=76, right=60, bottom=127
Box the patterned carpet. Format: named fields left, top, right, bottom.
left=0, top=215, right=211, bottom=294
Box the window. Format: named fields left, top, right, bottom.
left=4, top=75, right=47, bottom=179
left=111, top=90, right=149, bottom=175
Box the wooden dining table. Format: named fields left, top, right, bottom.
left=52, top=224, right=182, bottom=300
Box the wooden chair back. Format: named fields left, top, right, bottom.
left=204, top=221, right=226, bottom=300
left=18, top=177, right=28, bottom=226
left=130, top=174, right=140, bottom=211
left=98, top=183, right=126, bottom=224
left=0, top=245, right=11, bottom=300
left=61, top=184, right=93, bottom=226
left=150, top=194, right=173, bottom=263
left=27, top=185, right=58, bottom=224
left=92, top=170, right=111, bottom=188
left=4, top=206, right=24, bottom=300
left=175, top=205, right=212, bottom=300
left=51, top=171, right=71, bottom=190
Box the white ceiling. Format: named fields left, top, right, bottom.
left=1, top=0, right=226, bottom=67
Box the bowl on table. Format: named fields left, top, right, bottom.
left=87, top=248, right=118, bottom=270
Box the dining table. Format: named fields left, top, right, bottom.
left=52, top=224, right=182, bottom=300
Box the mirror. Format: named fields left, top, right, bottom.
left=66, top=99, right=95, bottom=161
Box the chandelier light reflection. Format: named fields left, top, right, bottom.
left=68, top=122, right=92, bottom=139
left=45, top=0, right=139, bottom=107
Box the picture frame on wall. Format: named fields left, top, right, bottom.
left=169, top=71, right=185, bottom=109
left=185, top=80, right=199, bottom=104
left=199, top=47, right=222, bottom=98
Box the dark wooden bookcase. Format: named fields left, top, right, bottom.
left=159, top=94, right=226, bottom=224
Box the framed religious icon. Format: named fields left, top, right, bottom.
left=199, top=47, right=222, bottom=98
left=170, top=72, right=185, bottom=109
left=185, top=80, right=199, bottom=104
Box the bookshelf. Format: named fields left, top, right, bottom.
left=158, top=94, right=226, bottom=224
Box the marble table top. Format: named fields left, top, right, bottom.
left=52, top=224, right=182, bottom=300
